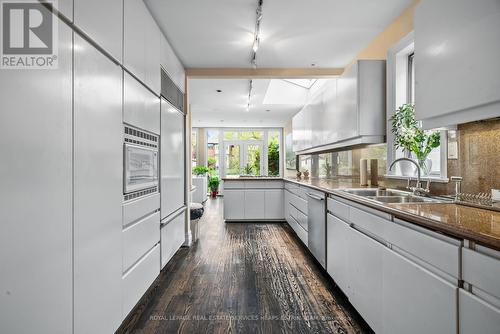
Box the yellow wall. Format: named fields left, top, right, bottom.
left=349, top=0, right=419, bottom=65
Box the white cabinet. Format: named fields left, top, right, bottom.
left=0, top=19, right=73, bottom=334
left=74, top=0, right=122, bottom=61
left=124, top=0, right=161, bottom=94
left=73, top=35, right=123, bottom=334
left=245, top=190, right=266, bottom=220
left=264, top=189, right=284, bottom=219
left=160, top=98, right=185, bottom=219
left=348, top=227, right=384, bottom=334
left=123, top=71, right=160, bottom=134
left=382, top=247, right=458, bottom=334
left=459, top=289, right=500, bottom=334
left=160, top=35, right=186, bottom=93
left=224, top=190, right=245, bottom=220
left=291, top=60, right=385, bottom=153
left=415, top=0, right=500, bottom=128
left=161, top=211, right=186, bottom=268
left=326, top=214, right=351, bottom=296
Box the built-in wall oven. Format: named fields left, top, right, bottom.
left=123, top=125, right=159, bottom=200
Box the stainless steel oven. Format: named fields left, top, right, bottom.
left=123, top=125, right=159, bottom=196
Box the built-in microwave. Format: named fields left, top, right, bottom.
left=123, top=125, right=159, bottom=196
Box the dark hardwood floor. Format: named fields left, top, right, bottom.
left=120, top=198, right=372, bottom=334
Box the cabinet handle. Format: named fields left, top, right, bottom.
left=306, top=193, right=324, bottom=201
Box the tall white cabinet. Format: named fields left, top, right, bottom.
left=415, top=0, right=500, bottom=128
left=0, top=18, right=73, bottom=334
left=73, top=35, right=123, bottom=334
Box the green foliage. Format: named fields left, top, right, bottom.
left=207, top=157, right=217, bottom=169
left=208, top=176, right=220, bottom=191
left=390, top=104, right=441, bottom=168
left=243, top=164, right=254, bottom=175
left=192, top=165, right=209, bottom=176
left=268, top=137, right=280, bottom=176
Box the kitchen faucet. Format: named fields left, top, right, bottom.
left=389, top=158, right=430, bottom=196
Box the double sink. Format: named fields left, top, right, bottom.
left=340, top=188, right=446, bottom=204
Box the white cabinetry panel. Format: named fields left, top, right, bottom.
left=459, top=289, right=500, bottom=334
left=415, top=0, right=500, bottom=128
left=160, top=99, right=185, bottom=219
left=161, top=35, right=186, bottom=93
left=74, top=0, right=122, bottom=61
left=161, top=211, right=185, bottom=268
left=265, top=189, right=284, bottom=219
left=326, top=214, right=351, bottom=296
left=382, top=247, right=457, bottom=334
left=73, top=35, right=123, bottom=334
left=0, top=18, right=73, bottom=334
left=245, top=190, right=266, bottom=220
left=124, top=71, right=160, bottom=134
left=224, top=190, right=245, bottom=220
left=123, top=212, right=160, bottom=271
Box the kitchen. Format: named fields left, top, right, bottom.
left=1, top=0, right=499, bottom=333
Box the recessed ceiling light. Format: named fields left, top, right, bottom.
left=311, top=63, right=316, bottom=67
left=266, top=109, right=271, bottom=112
left=220, top=120, right=224, bottom=123
left=216, top=89, right=222, bottom=93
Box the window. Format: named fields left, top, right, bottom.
left=387, top=32, right=447, bottom=179
left=207, top=129, right=220, bottom=176
left=191, top=128, right=198, bottom=167
left=267, top=131, right=280, bottom=176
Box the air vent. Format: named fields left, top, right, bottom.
left=124, top=125, right=158, bottom=148
left=124, top=186, right=158, bottom=202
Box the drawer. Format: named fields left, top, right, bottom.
left=291, top=193, right=308, bottom=214
left=291, top=216, right=308, bottom=245
left=122, top=244, right=160, bottom=317
left=327, top=197, right=350, bottom=221
left=296, top=209, right=308, bottom=232
left=123, top=193, right=160, bottom=226
left=123, top=212, right=160, bottom=271
left=222, top=180, right=245, bottom=189
left=463, top=248, right=500, bottom=299
left=288, top=203, right=298, bottom=221
left=160, top=211, right=185, bottom=268
left=245, top=180, right=283, bottom=189
left=284, top=181, right=299, bottom=191
left=296, top=186, right=309, bottom=200
left=349, top=205, right=389, bottom=240
left=386, top=218, right=461, bottom=278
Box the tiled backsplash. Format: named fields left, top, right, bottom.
left=293, top=118, right=500, bottom=196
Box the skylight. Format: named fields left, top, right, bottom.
left=283, top=79, right=318, bottom=89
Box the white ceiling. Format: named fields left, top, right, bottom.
left=189, top=79, right=304, bottom=127
left=145, top=0, right=413, bottom=68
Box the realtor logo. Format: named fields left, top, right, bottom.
left=1, top=0, right=58, bottom=69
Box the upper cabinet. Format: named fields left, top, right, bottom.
left=124, top=0, right=161, bottom=95
left=292, top=60, right=386, bottom=154
left=161, top=35, right=186, bottom=93
left=415, top=0, right=500, bottom=129
left=74, top=0, right=123, bottom=62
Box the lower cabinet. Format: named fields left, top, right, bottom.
left=382, top=247, right=458, bottom=334
left=223, top=189, right=245, bottom=220
left=245, top=190, right=266, bottom=220
left=326, top=214, right=350, bottom=296
left=122, top=244, right=160, bottom=318
left=265, top=189, right=284, bottom=219
left=459, top=289, right=500, bottom=334
left=223, top=184, right=285, bottom=221
left=348, top=227, right=384, bottom=334
left=160, top=211, right=186, bottom=268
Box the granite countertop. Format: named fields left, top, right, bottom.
left=283, top=177, right=500, bottom=251
left=222, top=176, right=283, bottom=181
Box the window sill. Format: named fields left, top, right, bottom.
left=384, top=174, right=449, bottom=184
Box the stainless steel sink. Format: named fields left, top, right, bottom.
left=366, top=196, right=443, bottom=204
left=340, top=188, right=446, bottom=204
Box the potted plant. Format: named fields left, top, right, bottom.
left=242, top=163, right=254, bottom=176
left=192, top=165, right=209, bottom=176
left=208, top=176, right=220, bottom=198
left=302, top=169, right=310, bottom=179
left=391, top=104, right=440, bottom=175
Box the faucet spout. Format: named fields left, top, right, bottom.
left=389, top=158, right=426, bottom=195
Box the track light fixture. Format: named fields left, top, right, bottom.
left=251, top=0, right=263, bottom=68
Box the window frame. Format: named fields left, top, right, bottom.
left=386, top=32, right=448, bottom=181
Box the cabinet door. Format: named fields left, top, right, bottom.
left=292, top=111, right=303, bottom=152
left=459, top=289, right=500, bottom=334
left=348, top=227, right=384, bottom=334
left=284, top=190, right=291, bottom=223
left=0, top=18, right=72, bottom=334
left=145, top=18, right=161, bottom=94
left=326, top=214, right=351, bottom=296
left=160, top=99, right=185, bottom=219
left=161, top=212, right=185, bottom=268
left=334, top=64, right=359, bottom=141
left=73, top=35, right=123, bottom=334
left=265, top=189, right=284, bottom=219
left=123, top=72, right=160, bottom=134
left=245, top=190, right=266, bottom=220
left=224, top=190, right=245, bottom=220
left=74, top=0, right=122, bottom=61
left=160, top=35, right=186, bottom=93
left=415, top=0, right=500, bottom=127
left=383, top=247, right=457, bottom=334
left=123, top=0, right=147, bottom=81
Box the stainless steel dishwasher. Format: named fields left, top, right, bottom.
left=306, top=190, right=326, bottom=268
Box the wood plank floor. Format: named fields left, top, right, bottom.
left=120, top=198, right=372, bottom=334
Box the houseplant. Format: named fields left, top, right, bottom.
left=302, top=168, right=310, bottom=179
left=242, top=163, right=254, bottom=176
left=208, top=176, right=220, bottom=198
left=391, top=104, right=441, bottom=175
left=193, top=165, right=209, bottom=176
